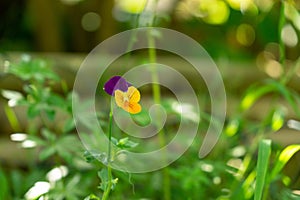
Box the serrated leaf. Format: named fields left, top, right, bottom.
left=98, top=168, right=108, bottom=191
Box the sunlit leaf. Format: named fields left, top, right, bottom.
left=254, top=139, right=272, bottom=200
left=240, top=84, right=274, bottom=111
left=270, top=144, right=300, bottom=180
left=225, top=118, right=240, bottom=137
left=271, top=108, right=285, bottom=131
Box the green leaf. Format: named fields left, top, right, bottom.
left=225, top=118, right=240, bottom=137
left=39, top=146, right=56, bottom=161
left=254, top=139, right=272, bottom=200
left=271, top=108, right=285, bottom=131
left=98, top=168, right=109, bottom=191
left=270, top=144, right=300, bottom=180
left=267, top=80, right=300, bottom=116
left=63, top=118, right=75, bottom=133
left=0, top=168, right=8, bottom=200
left=240, top=84, right=274, bottom=111
left=27, top=105, right=40, bottom=119
left=41, top=129, right=56, bottom=141
left=84, top=194, right=101, bottom=200
left=116, top=137, right=138, bottom=149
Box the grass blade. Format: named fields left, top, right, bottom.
left=254, top=139, right=272, bottom=200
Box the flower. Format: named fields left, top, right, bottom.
left=115, top=86, right=141, bottom=114
left=104, top=76, right=141, bottom=114
left=103, top=76, right=131, bottom=96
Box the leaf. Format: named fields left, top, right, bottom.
left=116, top=137, right=138, bottom=149
left=271, top=108, right=285, bottom=131
left=254, top=139, right=272, bottom=200
left=97, top=169, right=117, bottom=192
left=240, top=84, right=274, bottom=111
left=270, top=144, right=300, bottom=180
left=0, top=168, right=8, bottom=200
left=84, top=194, right=101, bottom=200
left=98, top=168, right=109, bottom=191
left=45, top=109, right=56, bottom=121
left=63, top=118, right=75, bottom=133
left=41, top=129, right=56, bottom=142
left=225, top=118, right=240, bottom=137
left=39, top=146, right=56, bottom=161
left=27, top=105, right=40, bottom=119
left=267, top=80, right=300, bottom=116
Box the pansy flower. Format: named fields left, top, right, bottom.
left=104, top=76, right=141, bottom=114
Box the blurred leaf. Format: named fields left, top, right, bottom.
left=0, top=168, right=8, bottom=200
left=39, top=146, right=56, bottom=161
left=8, top=56, right=59, bottom=83
left=267, top=80, right=300, bottom=116
left=27, top=104, right=40, bottom=119
left=240, top=84, right=274, bottom=111
left=98, top=168, right=108, bottom=191
left=10, top=170, right=23, bottom=198
left=84, top=194, right=100, bottom=200
left=225, top=118, right=240, bottom=137
left=84, top=150, right=107, bottom=164
left=271, top=108, right=285, bottom=131
left=41, top=129, right=56, bottom=142
left=254, top=139, right=272, bottom=200
left=270, top=144, right=300, bottom=180
left=63, top=118, right=75, bottom=133
left=116, top=137, right=138, bottom=149
left=98, top=169, right=117, bottom=192
left=45, top=109, right=56, bottom=121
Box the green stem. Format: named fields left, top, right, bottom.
left=147, top=28, right=171, bottom=200
left=102, top=103, right=114, bottom=200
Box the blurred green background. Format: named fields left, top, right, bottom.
left=1, top=0, right=298, bottom=60
left=1, top=0, right=300, bottom=200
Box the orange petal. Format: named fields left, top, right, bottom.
left=128, top=103, right=142, bottom=114
left=127, top=86, right=140, bottom=103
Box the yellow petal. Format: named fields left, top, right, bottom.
left=114, top=90, right=125, bottom=108
left=127, top=86, right=140, bottom=103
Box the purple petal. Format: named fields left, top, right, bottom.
left=103, top=76, right=130, bottom=96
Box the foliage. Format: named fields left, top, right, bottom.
left=1, top=1, right=300, bottom=200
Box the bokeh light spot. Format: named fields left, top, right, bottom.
left=81, top=12, right=101, bottom=32
left=200, top=0, right=230, bottom=25
left=236, top=24, right=255, bottom=46
left=116, top=0, right=147, bottom=14
left=281, top=24, right=298, bottom=47
left=265, top=60, right=283, bottom=78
